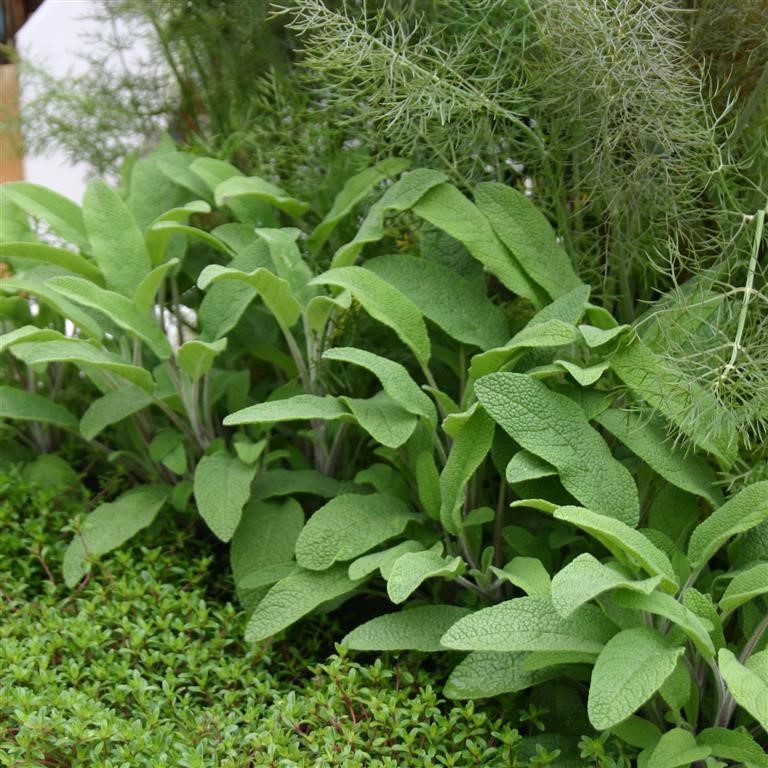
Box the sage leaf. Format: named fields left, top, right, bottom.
left=491, top=557, right=552, bottom=596
left=596, top=409, right=721, bottom=507
left=79, top=385, right=154, bottom=440
left=62, top=484, right=169, bottom=587
left=214, top=175, right=309, bottom=218
left=0, top=242, right=102, bottom=282
left=386, top=550, right=465, bottom=604
left=718, top=648, right=768, bottom=731
left=193, top=452, right=257, bottom=542
left=341, top=391, right=418, bottom=448
left=343, top=605, right=471, bottom=652
left=554, top=506, right=678, bottom=591
left=347, top=540, right=425, bottom=581
left=476, top=373, right=639, bottom=525
left=83, top=180, right=151, bottom=296
left=365, top=253, right=508, bottom=349
left=506, top=451, right=557, bottom=484
left=551, top=553, right=661, bottom=617
left=720, top=564, right=768, bottom=614
left=646, top=728, right=710, bottom=768
left=587, top=627, right=685, bottom=730
left=244, top=565, right=363, bottom=642
left=133, top=259, right=179, bottom=313
left=250, top=469, right=342, bottom=501
left=311, top=266, right=431, bottom=366
left=323, top=346, right=435, bottom=422
left=294, top=493, right=418, bottom=571
left=687, top=481, right=768, bottom=570
left=225, top=394, right=347, bottom=427
left=440, top=596, right=616, bottom=653
left=177, top=338, right=227, bottom=381
left=444, top=651, right=562, bottom=699
left=47, top=276, right=172, bottom=359
left=0, top=385, right=78, bottom=429
left=696, top=728, right=768, bottom=767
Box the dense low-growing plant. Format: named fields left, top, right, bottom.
left=2, top=148, right=766, bottom=762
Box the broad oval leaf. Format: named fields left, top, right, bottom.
left=193, top=452, right=257, bottom=542
left=250, top=469, right=342, bottom=501
left=133, top=259, right=179, bottom=313
left=646, top=728, right=711, bottom=768
left=718, top=648, right=768, bottom=731
left=244, top=565, right=363, bottom=642
left=491, top=557, right=552, bottom=597
left=386, top=550, right=465, bottom=604
left=47, top=276, right=171, bottom=359
left=587, top=627, right=685, bottom=730
left=720, top=563, right=768, bottom=614
left=224, top=394, right=347, bottom=427
left=688, top=481, right=768, bottom=569
left=476, top=373, right=639, bottom=525
left=79, top=385, right=154, bottom=440
left=214, top=175, right=309, bottom=218
left=62, top=484, right=169, bottom=587
left=294, top=493, right=417, bottom=571
left=343, top=605, right=471, bottom=652
left=441, top=596, right=616, bottom=654
left=596, top=409, right=721, bottom=507
left=551, top=553, right=661, bottom=617
left=365, top=254, right=508, bottom=350
left=323, top=346, right=435, bottom=422
left=0, top=242, right=102, bottom=282
left=697, top=727, right=768, bottom=768
left=506, top=451, right=557, bottom=484
left=347, top=540, right=425, bottom=581
left=554, top=506, right=678, bottom=592
left=444, top=651, right=562, bottom=700
left=83, top=180, right=151, bottom=296
left=177, top=338, right=227, bottom=382
left=341, top=391, right=418, bottom=448
left=254, top=227, right=314, bottom=305
left=0, top=385, right=78, bottom=429
left=311, top=266, right=431, bottom=366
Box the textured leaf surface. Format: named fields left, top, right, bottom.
left=491, top=557, right=552, bottom=596
left=224, top=394, right=347, bottom=427
left=62, top=485, right=169, bottom=587
left=476, top=374, right=639, bottom=525
left=83, top=180, right=151, bottom=296
left=307, top=158, right=409, bottom=252
left=244, top=565, right=362, bottom=642
left=230, top=498, right=304, bottom=612
left=295, top=493, right=417, bottom=571
left=342, top=391, right=418, bottom=448
left=719, top=648, right=768, bottom=731
left=439, top=405, right=495, bottom=534
left=441, top=596, right=616, bottom=653
left=79, top=385, right=154, bottom=440
left=10, top=340, right=155, bottom=391
left=323, top=346, right=435, bottom=422
left=697, top=728, right=768, bottom=767
left=720, top=564, right=768, bottom=613
left=551, top=553, right=661, bottom=617
left=475, top=183, right=583, bottom=299
left=250, top=469, right=342, bottom=501
left=1, top=182, right=89, bottom=250
left=0, top=386, right=77, bottom=429
left=646, top=728, right=710, bottom=768
left=0, top=241, right=102, bottom=282
left=688, top=481, right=768, bottom=569
left=588, top=627, right=684, bottom=730
left=386, top=550, right=464, bottom=604
left=365, top=254, right=508, bottom=349
left=347, top=540, right=424, bottom=581
left=343, top=605, right=471, bottom=652
left=214, top=175, right=309, bottom=218
left=554, top=506, right=677, bottom=591
left=312, top=266, right=430, bottom=366
left=506, top=451, right=557, bottom=483
left=133, top=259, right=178, bottom=312
left=193, top=452, right=257, bottom=542
left=555, top=359, right=609, bottom=386
left=47, top=276, right=171, bottom=359
left=444, top=651, right=563, bottom=699
left=596, top=409, right=721, bottom=507
left=177, top=338, right=227, bottom=381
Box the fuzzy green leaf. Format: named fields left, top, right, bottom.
left=177, top=338, right=227, bottom=382
left=646, top=728, right=710, bottom=768
left=476, top=374, right=639, bottom=525
left=554, top=506, right=678, bottom=591
left=596, top=409, right=722, bottom=507
left=441, top=596, right=616, bottom=653
left=718, top=648, right=768, bottom=731
left=193, top=452, right=257, bottom=542
left=588, top=627, right=685, bottom=730
left=555, top=359, right=610, bottom=386
left=720, top=564, right=768, bottom=614
left=133, top=259, right=179, bottom=313
left=491, top=557, right=552, bottom=596
left=83, top=180, right=151, bottom=296
left=214, top=175, right=309, bottom=218
left=250, top=469, right=342, bottom=501
left=688, top=481, right=768, bottom=569
left=0, top=385, right=78, bottom=429
left=294, top=493, right=417, bottom=571
left=341, top=391, right=418, bottom=448
left=0, top=242, right=102, bottom=282
left=79, top=385, right=154, bottom=440
left=551, top=553, right=661, bottom=617
left=47, top=276, right=171, bottom=359
left=322, top=346, right=435, bottom=422
left=444, top=651, right=562, bottom=700
left=697, top=728, right=768, bottom=767
left=365, top=254, right=508, bottom=349
left=343, top=605, right=471, bottom=652
left=506, top=451, right=557, bottom=483
left=347, top=540, right=425, bottom=581
left=311, top=266, right=431, bottom=366
left=386, top=550, right=465, bottom=604
left=224, top=394, right=347, bottom=427
left=244, top=565, right=362, bottom=642
left=62, top=484, right=169, bottom=587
